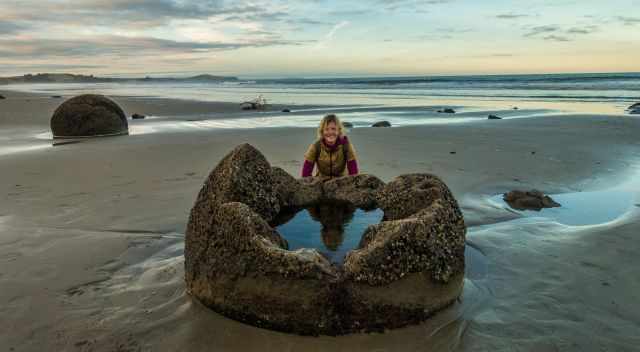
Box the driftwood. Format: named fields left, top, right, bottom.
left=241, top=94, right=268, bottom=110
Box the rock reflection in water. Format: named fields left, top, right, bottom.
left=273, top=201, right=383, bottom=263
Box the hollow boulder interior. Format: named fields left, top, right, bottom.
left=271, top=200, right=384, bottom=264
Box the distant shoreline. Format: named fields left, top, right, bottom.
left=2, top=71, right=640, bottom=86
left=0, top=73, right=238, bottom=85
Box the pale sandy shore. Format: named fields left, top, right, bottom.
left=1, top=89, right=639, bottom=351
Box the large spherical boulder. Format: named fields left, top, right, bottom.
left=50, top=94, right=128, bottom=138
left=184, top=144, right=466, bottom=335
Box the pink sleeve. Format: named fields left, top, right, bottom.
left=302, top=160, right=315, bottom=177
left=347, top=159, right=358, bottom=175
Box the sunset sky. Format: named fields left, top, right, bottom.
left=0, top=0, right=639, bottom=77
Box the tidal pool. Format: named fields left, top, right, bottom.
left=273, top=201, right=384, bottom=264
left=491, top=189, right=635, bottom=226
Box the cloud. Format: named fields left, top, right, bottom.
left=325, top=21, right=350, bottom=40
left=0, top=63, right=105, bottom=72
left=495, top=13, right=529, bottom=19
left=0, top=35, right=306, bottom=59
left=0, top=20, right=26, bottom=34
left=522, top=23, right=597, bottom=42
left=617, top=16, right=640, bottom=26
left=543, top=35, right=570, bottom=42
left=0, top=1, right=290, bottom=29
left=523, top=25, right=560, bottom=37
left=313, top=21, right=350, bottom=49
left=567, top=25, right=598, bottom=34
left=0, top=0, right=315, bottom=65
left=379, top=0, right=452, bottom=12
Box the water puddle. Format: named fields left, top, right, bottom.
left=272, top=201, right=384, bottom=263
left=489, top=189, right=636, bottom=226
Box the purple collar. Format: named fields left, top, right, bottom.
left=322, top=135, right=347, bottom=151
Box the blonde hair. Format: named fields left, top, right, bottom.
left=316, top=114, right=345, bottom=140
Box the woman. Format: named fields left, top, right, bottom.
left=301, top=114, right=359, bottom=178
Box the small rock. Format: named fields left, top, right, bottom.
left=602, top=282, right=610, bottom=287
left=0, top=94, right=5, bottom=100
left=437, top=108, right=455, bottom=114
left=449, top=151, right=456, bottom=154
left=51, top=95, right=62, bottom=98
left=131, top=113, right=145, bottom=119
left=488, top=114, right=502, bottom=120
left=513, top=107, right=519, bottom=110
left=503, top=189, right=561, bottom=211
left=372, top=121, right=391, bottom=127
left=342, top=122, right=354, bottom=128
left=282, top=109, right=291, bottom=113
left=531, top=151, right=536, bottom=155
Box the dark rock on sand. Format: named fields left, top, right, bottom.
left=282, top=109, right=291, bottom=112
left=50, top=94, right=128, bottom=138
left=131, top=113, right=145, bottom=119
left=372, top=121, right=391, bottom=127
left=513, top=107, right=519, bottom=110
left=503, top=189, right=561, bottom=211
left=488, top=114, right=502, bottom=120
left=438, top=108, right=456, bottom=113
left=51, top=95, right=62, bottom=98
left=185, top=144, right=466, bottom=335
left=342, top=121, right=354, bottom=128
left=627, top=102, right=640, bottom=110
left=0, top=94, right=5, bottom=99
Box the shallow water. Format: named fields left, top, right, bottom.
left=490, top=189, right=637, bottom=226
left=273, top=201, right=384, bottom=263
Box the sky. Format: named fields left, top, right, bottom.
left=0, top=0, right=639, bottom=78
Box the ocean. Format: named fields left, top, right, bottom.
left=4, top=72, right=640, bottom=131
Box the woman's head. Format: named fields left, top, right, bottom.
left=317, top=114, right=344, bottom=144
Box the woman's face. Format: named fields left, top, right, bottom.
left=323, top=121, right=338, bottom=145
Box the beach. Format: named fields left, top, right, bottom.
left=1, top=87, right=639, bottom=351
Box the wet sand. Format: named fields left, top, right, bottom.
left=1, top=89, right=639, bottom=351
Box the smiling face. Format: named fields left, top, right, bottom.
left=323, top=121, right=338, bottom=145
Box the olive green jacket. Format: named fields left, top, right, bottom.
left=303, top=136, right=358, bottom=177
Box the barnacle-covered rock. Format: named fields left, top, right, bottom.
left=322, top=174, right=384, bottom=210
left=184, top=144, right=466, bottom=335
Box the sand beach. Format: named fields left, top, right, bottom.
left=1, top=86, right=639, bottom=351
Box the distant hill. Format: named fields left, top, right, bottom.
left=0, top=73, right=238, bottom=85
